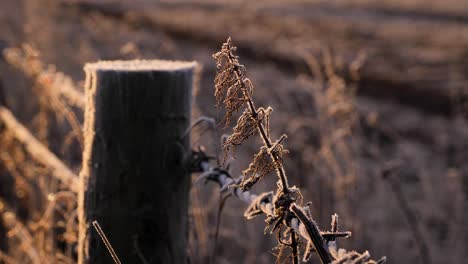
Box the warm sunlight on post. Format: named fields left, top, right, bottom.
left=78, top=60, right=198, bottom=264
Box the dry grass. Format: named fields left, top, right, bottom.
left=0, top=1, right=467, bottom=263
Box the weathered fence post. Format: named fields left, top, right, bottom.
left=78, top=60, right=197, bottom=263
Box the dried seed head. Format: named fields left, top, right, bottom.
left=213, top=38, right=251, bottom=127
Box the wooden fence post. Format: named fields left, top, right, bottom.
left=78, top=60, right=197, bottom=263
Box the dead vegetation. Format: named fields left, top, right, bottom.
left=0, top=47, right=79, bottom=263
left=0, top=0, right=467, bottom=263
left=195, top=38, right=385, bottom=264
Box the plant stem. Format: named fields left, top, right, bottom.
left=226, top=52, right=290, bottom=194
left=290, top=204, right=332, bottom=264
left=291, top=229, right=299, bottom=264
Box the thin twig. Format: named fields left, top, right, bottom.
left=180, top=116, right=216, bottom=140
left=210, top=193, right=231, bottom=264
left=3, top=46, right=85, bottom=108
left=92, top=220, right=122, bottom=264
left=0, top=198, right=41, bottom=264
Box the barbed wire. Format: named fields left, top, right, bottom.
left=191, top=148, right=385, bottom=264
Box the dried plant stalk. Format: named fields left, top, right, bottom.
left=3, top=45, right=85, bottom=108
left=207, top=38, right=385, bottom=264
left=213, top=37, right=289, bottom=193
left=0, top=106, right=79, bottom=192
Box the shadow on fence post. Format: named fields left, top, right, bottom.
left=78, top=60, right=198, bottom=264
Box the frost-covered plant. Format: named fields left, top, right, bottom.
left=203, top=37, right=386, bottom=264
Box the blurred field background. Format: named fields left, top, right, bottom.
left=1, top=0, right=468, bottom=263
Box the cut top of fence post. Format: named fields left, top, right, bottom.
left=79, top=59, right=198, bottom=264
left=84, top=59, right=198, bottom=72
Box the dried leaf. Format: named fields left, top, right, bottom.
left=222, top=106, right=273, bottom=160
left=240, top=138, right=288, bottom=191
left=223, top=108, right=256, bottom=157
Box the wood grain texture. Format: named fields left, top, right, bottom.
left=79, top=60, right=196, bottom=264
